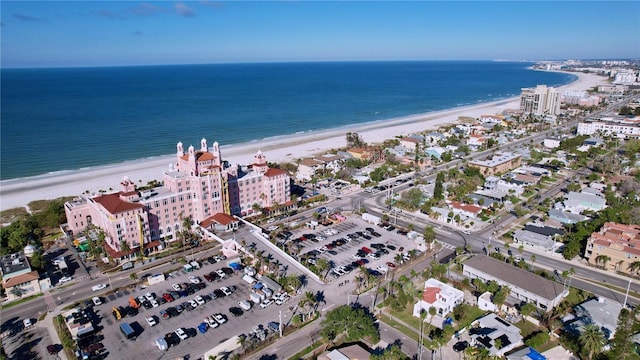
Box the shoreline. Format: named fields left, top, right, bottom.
left=0, top=70, right=607, bottom=211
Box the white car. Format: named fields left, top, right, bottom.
left=188, top=276, right=201, bottom=284
left=260, top=299, right=274, bottom=308
left=215, top=269, right=226, bottom=278
left=59, top=276, right=73, bottom=284
left=194, top=295, right=205, bottom=305
left=213, top=313, right=227, bottom=324
left=150, top=299, right=159, bottom=308
left=23, top=318, right=34, bottom=328
left=463, top=230, right=471, bottom=235
left=91, top=283, right=107, bottom=291
left=175, top=328, right=188, bottom=340
left=205, top=317, right=219, bottom=328
left=220, top=286, right=233, bottom=296
left=189, top=300, right=198, bottom=309
left=172, top=283, right=182, bottom=291
left=144, top=292, right=155, bottom=301
left=145, top=316, right=157, bottom=327
left=315, top=235, right=326, bottom=241
left=92, top=296, right=102, bottom=306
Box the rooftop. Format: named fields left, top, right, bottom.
left=0, top=253, right=32, bottom=278
left=464, top=255, right=565, bottom=301
left=469, top=152, right=520, bottom=167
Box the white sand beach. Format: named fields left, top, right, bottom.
left=0, top=70, right=608, bottom=211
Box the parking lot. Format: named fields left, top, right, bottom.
left=88, top=253, right=301, bottom=360
left=279, top=215, right=420, bottom=283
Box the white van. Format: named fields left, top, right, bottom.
left=155, top=337, right=168, bottom=351
left=239, top=300, right=252, bottom=311
left=242, top=274, right=257, bottom=284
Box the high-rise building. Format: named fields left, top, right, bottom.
left=519, top=85, right=560, bottom=116
left=64, top=138, right=291, bottom=260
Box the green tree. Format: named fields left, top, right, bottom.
left=595, top=254, right=611, bottom=270
left=525, top=331, right=550, bottom=349
left=423, top=226, right=436, bottom=248
left=520, top=302, right=536, bottom=323
left=29, top=251, right=45, bottom=271
left=315, top=258, right=330, bottom=280
left=627, top=261, right=640, bottom=277
left=120, top=240, right=131, bottom=255
left=320, top=305, right=379, bottom=344
left=579, top=324, right=605, bottom=360
left=370, top=344, right=408, bottom=360
left=607, top=308, right=640, bottom=360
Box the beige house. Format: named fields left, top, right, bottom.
left=468, top=152, right=522, bottom=176
left=585, top=222, right=640, bottom=274
left=1, top=253, right=43, bottom=302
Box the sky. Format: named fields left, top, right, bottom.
left=1, top=1, right=639, bottom=68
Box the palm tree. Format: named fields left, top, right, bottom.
left=120, top=240, right=131, bottom=256
left=595, top=254, right=611, bottom=270
left=530, top=255, right=536, bottom=267
left=315, top=258, right=330, bottom=280
left=423, top=226, right=436, bottom=250
left=579, top=324, right=605, bottom=360
left=627, top=261, right=640, bottom=277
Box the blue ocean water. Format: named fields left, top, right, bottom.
left=0, top=61, right=575, bottom=180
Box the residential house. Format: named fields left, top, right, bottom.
left=463, top=255, right=565, bottom=312
left=478, top=114, right=504, bottom=125
left=412, top=278, right=464, bottom=327
left=200, top=213, right=239, bottom=233
left=543, top=138, right=561, bottom=149
left=425, top=132, right=446, bottom=145
left=506, top=347, right=549, bottom=360
left=296, top=158, right=325, bottom=181
left=470, top=313, right=523, bottom=357
left=560, top=191, right=607, bottom=214
left=318, top=344, right=371, bottom=360
left=400, top=134, right=424, bottom=150
left=449, top=201, right=482, bottom=219
left=548, top=209, right=589, bottom=225
left=469, top=152, right=522, bottom=176
left=512, top=225, right=563, bottom=251
left=467, top=134, right=487, bottom=150
left=584, top=222, right=640, bottom=274
left=1, top=253, right=44, bottom=302
left=425, top=146, right=447, bottom=161
left=566, top=297, right=622, bottom=339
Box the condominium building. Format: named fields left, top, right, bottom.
left=468, top=152, right=522, bottom=176
left=520, top=85, right=561, bottom=116
left=65, top=138, right=291, bottom=260
left=585, top=222, right=640, bottom=274
left=463, top=255, right=565, bottom=312
left=576, top=117, right=640, bottom=139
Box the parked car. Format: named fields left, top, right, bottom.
left=229, top=307, right=244, bottom=317
left=188, top=276, right=201, bottom=284
left=175, top=328, right=188, bottom=340
left=213, top=313, right=227, bottom=324
left=58, top=276, right=73, bottom=284
left=260, top=299, right=274, bottom=308
left=146, top=316, right=158, bottom=327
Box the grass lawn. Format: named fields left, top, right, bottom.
left=515, top=319, right=539, bottom=338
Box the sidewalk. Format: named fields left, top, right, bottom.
left=39, top=303, right=69, bottom=360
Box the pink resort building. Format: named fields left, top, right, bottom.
left=64, top=138, right=291, bottom=260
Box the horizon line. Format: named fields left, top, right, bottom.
left=3, top=57, right=634, bottom=70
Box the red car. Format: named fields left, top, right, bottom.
left=163, top=293, right=174, bottom=302
left=361, top=246, right=372, bottom=254
left=386, top=262, right=397, bottom=268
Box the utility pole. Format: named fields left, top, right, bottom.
left=279, top=310, right=283, bottom=337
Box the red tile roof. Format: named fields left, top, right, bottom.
left=265, top=168, right=287, bottom=177
left=201, top=213, right=237, bottom=228
left=422, top=287, right=441, bottom=303
left=450, top=201, right=482, bottom=215
left=3, top=271, right=39, bottom=288
left=93, top=193, right=144, bottom=214
left=180, top=151, right=216, bottom=162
